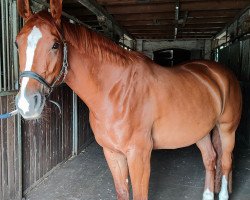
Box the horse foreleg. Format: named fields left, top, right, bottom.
left=103, top=148, right=129, bottom=200
left=127, top=141, right=153, bottom=200
left=196, top=134, right=216, bottom=200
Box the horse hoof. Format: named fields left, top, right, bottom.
left=202, top=189, right=214, bottom=200
left=218, top=193, right=229, bottom=200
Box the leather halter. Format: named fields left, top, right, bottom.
left=19, top=42, right=68, bottom=95
left=19, top=23, right=69, bottom=95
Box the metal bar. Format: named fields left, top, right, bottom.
left=0, top=4, right=2, bottom=92
left=72, top=92, right=78, bottom=155
left=1, top=0, right=7, bottom=91
left=75, top=0, right=134, bottom=39
left=174, top=0, right=179, bottom=39
left=17, top=112, right=22, bottom=200
left=6, top=0, right=11, bottom=91
left=12, top=0, right=19, bottom=91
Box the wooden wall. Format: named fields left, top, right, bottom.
left=0, top=85, right=94, bottom=199
left=22, top=85, right=73, bottom=193
left=77, top=97, right=94, bottom=153
left=0, top=94, right=22, bottom=200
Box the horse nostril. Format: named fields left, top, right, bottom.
left=34, top=95, right=38, bottom=105
left=33, top=93, right=42, bottom=108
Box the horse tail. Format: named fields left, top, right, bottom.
left=212, top=126, right=222, bottom=193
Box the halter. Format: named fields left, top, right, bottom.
left=0, top=19, right=68, bottom=119
left=19, top=42, right=69, bottom=95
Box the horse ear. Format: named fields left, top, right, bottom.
left=17, top=0, right=33, bottom=21
left=50, top=0, right=63, bottom=24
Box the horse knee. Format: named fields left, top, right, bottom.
left=221, top=154, right=232, bottom=172
left=204, top=151, right=216, bottom=171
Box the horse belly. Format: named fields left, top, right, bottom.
left=152, top=116, right=216, bottom=149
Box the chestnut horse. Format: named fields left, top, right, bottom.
left=15, top=1, right=242, bottom=200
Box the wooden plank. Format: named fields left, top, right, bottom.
left=22, top=86, right=74, bottom=193
left=189, top=10, right=240, bottom=18
left=114, top=12, right=175, bottom=21
left=186, top=17, right=233, bottom=24
left=7, top=95, right=15, bottom=199
left=120, top=19, right=173, bottom=26
left=114, top=11, right=238, bottom=22
left=105, top=1, right=249, bottom=14
left=125, top=23, right=225, bottom=29
left=77, top=95, right=94, bottom=152
left=97, top=0, right=250, bottom=6
left=126, top=25, right=222, bottom=31
left=0, top=97, right=3, bottom=200
left=0, top=95, right=21, bottom=200
left=134, top=34, right=212, bottom=38
left=241, top=39, right=250, bottom=81
left=75, top=0, right=134, bottom=39
left=120, top=19, right=230, bottom=26
left=130, top=30, right=217, bottom=35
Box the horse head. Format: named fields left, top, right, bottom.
left=15, top=0, right=67, bottom=119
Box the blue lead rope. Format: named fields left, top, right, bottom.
left=0, top=109, right=18, bottom=119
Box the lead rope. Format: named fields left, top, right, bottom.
left=0, top=109, right=18, bottom=119
left=48, top=100, right=62, bottom=114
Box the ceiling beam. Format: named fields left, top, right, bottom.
left=128, top=28, right=221, bottom=33
left=65, top=9, right=240, bottom=18
left=75, top=0, right=134, bottom=39
left=120, top=20, right=173, bottom=26
left=117, top=17, right=233, bottom=25
left=105, top=1, right=249, bottom=14
left=97, top=0, right=249, bottom=6
left=189, top=10, right=239, bottom=18
left=125, top=24, right=224, bottom=30
left=114, top=12, right=175, bottom=21
left=113, top=10, right=239, bottom=22
left=129, top=30, right=217, bottom=34
left=133, top=32, right=213, bottom=36
left=186, top=17, right=233, bottom=24
left=120, top=20, right=228, bottom=26
left=134, top=34, right=213, bottom=39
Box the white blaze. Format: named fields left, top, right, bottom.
left=18, top=26, right=42, bottom=113
left=203, top=188, right=214, bottom=200
left=219, top=175, right=229, bottom=200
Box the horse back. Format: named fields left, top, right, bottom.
left=149, top=60, right=241, bottom=149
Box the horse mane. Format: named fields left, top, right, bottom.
left=63, top=22, right=141, bottom=66
left=28, top=11, right=149, bottom=67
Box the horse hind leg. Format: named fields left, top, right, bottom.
left=217, top=123, right=236, bottom=200
left=212, top=125, right=223, bottom=194
left=196, top=133, right=216, bottom=200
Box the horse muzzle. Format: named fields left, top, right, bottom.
left=15, top=91, right=45, bottom=119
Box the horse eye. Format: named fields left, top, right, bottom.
left=52, top=42, right=60, bottom=50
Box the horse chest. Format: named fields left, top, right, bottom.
left=89, top=114, right=133, bottom=152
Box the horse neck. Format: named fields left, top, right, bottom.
left=64, top=43, right=130, bottom=113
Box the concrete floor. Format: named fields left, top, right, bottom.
left=25, top=142, right=250, bottom=200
